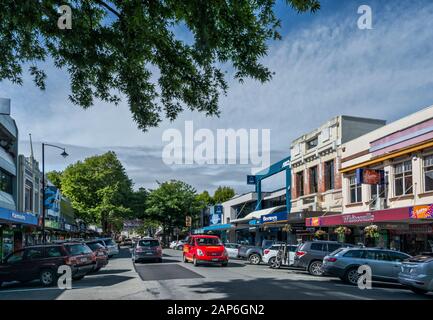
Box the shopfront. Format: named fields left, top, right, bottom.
left=305, top=206, right=433, bottom=254
left=0, top=208, right=39, bottom=259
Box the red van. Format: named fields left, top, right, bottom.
left=182, top=235, right=228, bottom=267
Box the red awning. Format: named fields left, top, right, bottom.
left=305, top=207, right=411, bottom=227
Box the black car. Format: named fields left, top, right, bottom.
left=0, top=242, right=95, bottom=287
left=293, top=240, right=355, bottom=276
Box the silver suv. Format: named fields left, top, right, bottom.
left=293, top=241, right=355, bottom=276
left=399, top=253, right=433, bottom=295
left=323, top=247, right=411, bottom=285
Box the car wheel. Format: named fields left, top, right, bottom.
left=410, top=287, right=428, bottom=295
left=268, top=257, right=276, bottom=267
left=183, top=254, right=188, bottom=263
left=40, top=269, right=56, bottom=287
left=248, top=253, right=261, bottom=265
left=94, top=267, right=102, bottom=273
left=158, top=258, right=163, bottom=263
left=344, top=267, right=360, bottom=285
left=308, top=260, right=324, bottom=276
left=193, top=257, right=199, bottom=266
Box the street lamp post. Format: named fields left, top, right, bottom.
left=41, top=143, right=68, bottom=245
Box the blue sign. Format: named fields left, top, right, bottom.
left=0, top=207, right=38, bottom=225
left=210, top=205, right=223, bottom=225
left=45, top=186, right=61, bottom=213
left=260, top=211, right=288, bottom=224
left=249, top=219, right=260, bottom=225
left=247, top=175, right=256, bottom=185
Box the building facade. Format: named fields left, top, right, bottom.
left=0, top=98, right=39, bottom=259
left=306, top=106, right=433, bottom=255
left=290, top=115, right=386, bottom=215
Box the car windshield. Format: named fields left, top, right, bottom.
left=104, top=239, right=116, bottom=246
left=87, top=242, right=104, bottom=251
left=65, top=244, right=93, bottom=256
left=138, top=240, right=160, bottom=247
left=195, top=237, right=222, bottom=246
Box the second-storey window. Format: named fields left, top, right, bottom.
left=424, top=155, right=433, bottom=192
left=296, top=171, right=304, bottom=197
left=394, top=160, right=413, bottom=196
left=349, top=175, right=362, bottom=203
left=309, top=166, right=318, bottom=194
left=325, top=160, right=335, bottom=191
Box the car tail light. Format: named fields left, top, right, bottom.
left=264, top=249, right=270, bottom=255
left=64, top=257, right=77, bottom=265
left=91, top=252, right=97, bottom=262
left=326, top=257, right=337, bottom=262
left=295, top=251, right=306, bottom=257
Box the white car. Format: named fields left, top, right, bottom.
left=224, top=243, right=241, bottom=259
left=93, top=238, right=119, bottom=258
left=174, top=240, right=187, bottom=250
left=262, top=244, right=298, bottom=267
left=169, top=241, right=178, bottom=249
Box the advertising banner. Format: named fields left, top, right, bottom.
left=410, top=205, right=433, bottom=219
left=356, top=168, right=385, bottom=185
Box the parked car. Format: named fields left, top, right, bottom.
left=0, top=242, right=95, bottom=287
left=175, top=240, right=187, bottom=250
left=238, top=240, right=276, bottom=265
left=169, top=241, right=178, bottom=249
left=122, top=238, right=133, bottom=246
left=293, top=240, right=355, bottom=276
left=323, top=247, right=411, bottom=285
left=399, top=252, right=433, bottom=295
left=224, top=243, right=241, bottom=259
left=183, top=235, right=228, bottom=267
left=92, top=238, right=119, bottom=258
left=85, top=241, right=109, bottom=272
left=132, top=238, right=163, bottom=263
left=263, top=244, right=299, bottom=268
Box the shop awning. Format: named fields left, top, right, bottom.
left=0, top=207, right=38, bottom=226
left=231, top=205, right=287, bottom=224
left=305, top=205, right=433, bottom=227
left=202, top=224, right=234, bottom=231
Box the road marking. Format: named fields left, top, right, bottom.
left=330, top=291, right=372, bottom=300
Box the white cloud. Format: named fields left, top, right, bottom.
left=3, top=1, right=433, bottom=193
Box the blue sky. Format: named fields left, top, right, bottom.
left=1, top=0, right=433, bottom=194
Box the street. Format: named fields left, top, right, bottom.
left=0, top=247, right=432, bottom=300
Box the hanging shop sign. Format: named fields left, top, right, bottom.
left=356, top=168, right=385, bottom=185
left=210, top=205, right=223, bottom=225
left=0, top=207, right=38, bottom=226
left=410, top=204, right=433, bottom=219
left=247, top=175, right=256, bottom=185
left=260, top=211, right=288, bottom=224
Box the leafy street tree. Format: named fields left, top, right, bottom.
left=145, top=180, right=201, bottom=241
left=46, top=170, right=63, bottom=190
left=213, top=186, right=235, bottom=204
left=196, top=190, right=214, bottom=209
left=128, top=187, right=149, bottom=219
left=60, top=151, right=133, bottom=233
left=0, top=0, right=320, bottom=131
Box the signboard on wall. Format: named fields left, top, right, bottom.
left=410, top=205, right=433, bottom=219
left=356, top=168, right=385, bottom=185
